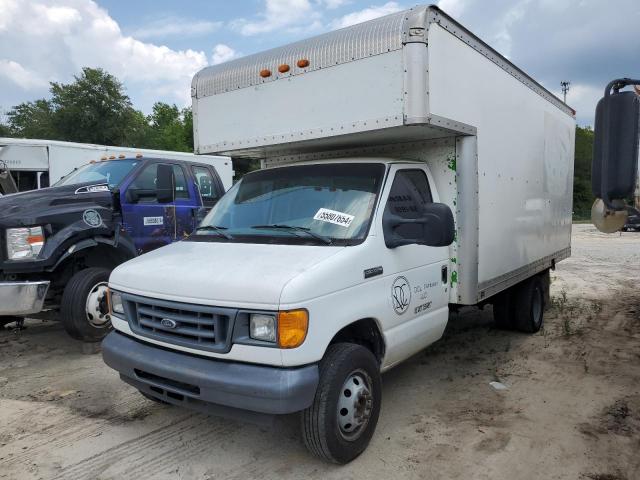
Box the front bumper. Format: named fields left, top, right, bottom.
left=0, top=281, right=49, bottom=315
left=102, top=332, right=319, bottom=415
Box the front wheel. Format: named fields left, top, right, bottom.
left=301, top=343, right=381, bottom=464
left=61, top=267, right=112, bottom=342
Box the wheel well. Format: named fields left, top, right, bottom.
left=49, top=244, right=134, bottom=300
left=329, top=318, right=385, bottom=363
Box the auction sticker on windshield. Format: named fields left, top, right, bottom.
left=313, top=208, right=354, bottom=228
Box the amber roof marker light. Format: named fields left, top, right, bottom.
left=260, top=69, right=272, bottom=78
left=278, top=64, right=290, bottom=73
left=297, top=59, right=310, bottom=68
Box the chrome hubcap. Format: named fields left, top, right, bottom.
left=85, top=282, right=110, bottom=327
left=337, top=370, right=373, bottom=440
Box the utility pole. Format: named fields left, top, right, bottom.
left=560, top=81, right=570, bottom=103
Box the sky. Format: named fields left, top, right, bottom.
left=0, top=0, right=638, bottom=126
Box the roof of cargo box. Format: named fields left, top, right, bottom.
left=192, top=5, right=573, bottom=117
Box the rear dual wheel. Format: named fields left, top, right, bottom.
left=493, top=273, right=546, bottom=333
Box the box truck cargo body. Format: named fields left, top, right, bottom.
left=0, top=138, right=234, bottom=192
left=103, top=5, right=575, bottom=463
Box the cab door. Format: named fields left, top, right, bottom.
left=120, top=162, right=197, bottom=254
left=379, top=165, right=451, bottom=367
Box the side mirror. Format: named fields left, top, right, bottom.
left=383, top=202, right=455, bottom=249
left=156, top=164, right=176, bottom=204
left=592, top=78, right=640, bottom=210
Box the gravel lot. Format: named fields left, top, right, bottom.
left=1, top=224, right=638, bottom=480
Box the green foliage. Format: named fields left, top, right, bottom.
left=6, top=99, right=56, bottom=139
left=49, top=68, right=138, bottom=145
left=140, top=103, right=193, bottom=152
left=573, top=126, right=595, bottom=220
left=0, top=67, right=194, bottom=154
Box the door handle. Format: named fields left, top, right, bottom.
left=441, top=265, right=448, bottom=284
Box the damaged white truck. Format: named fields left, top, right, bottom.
left=102, top=5, right=575, bottom=463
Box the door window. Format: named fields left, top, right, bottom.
left=383, top=169, right=433, bottom=242
left=192, top=166, right=219, bottom=206
left=127, top=163, right=190, bottom=202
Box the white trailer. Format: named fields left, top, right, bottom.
left=103, top=5, right=575, bottom=463
left=0, top=138, right=234, bottom=192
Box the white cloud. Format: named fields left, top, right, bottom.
left=132, top=18, right=222, bottom=40
left=232, top=0, right=320, bottom=36
left=330, top=1, right=401, bottom=30
left=0, top=60, right=48, bottom=90
left=436, top=0, right=467, bottom=18
left=211, top=44, right=239, bottom=65
left=490, top=0, right=531, bottom=59
left=319, top=0, right=351, bottom=8
left=0, top=0, right=209, bottom=109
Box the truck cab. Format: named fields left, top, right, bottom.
left=0, top=156, right=226, bottom=340
left=104, top=157, right=455, bottom=457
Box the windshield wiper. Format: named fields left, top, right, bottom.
left=195, top=225, right=234, bottom=240
left=251, top=224, right=333, bottom=245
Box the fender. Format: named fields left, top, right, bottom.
left=48, top=229, right=138, bottom=272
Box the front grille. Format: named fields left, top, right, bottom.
left=121, top=293, right=237, bottom=353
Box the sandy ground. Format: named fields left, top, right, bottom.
left=0, top=223, right=638, bottom=480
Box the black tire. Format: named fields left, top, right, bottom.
left=61, top=267, right=112, bottom=342
left=513, top=275, right=545, bottom=333
left=301, top=343, right=382, bottom=464
left=0, top=316, right=22, bottom=328
left=492, top=291, right=514, bottom=330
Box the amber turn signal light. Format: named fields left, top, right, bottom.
left=278, top=309, right=309, bottom=348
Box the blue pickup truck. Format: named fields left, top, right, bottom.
left=0, top=156, right=229, bottom=341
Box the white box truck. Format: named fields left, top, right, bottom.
left=0, top=137, right=234, bottom=192
left=102, top=5, right=575, bottom=463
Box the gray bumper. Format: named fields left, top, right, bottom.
left=0, top=281, right=49, bottom=316
left=102, top=332, right=319, bottom=415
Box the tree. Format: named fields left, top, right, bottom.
left=573, top=126, right=595, bottom=219
left=5, top=99, right=56, bottom=139
left=50, top=67, right=141, bottom=145
left=142, top=103, right=194, bottom=152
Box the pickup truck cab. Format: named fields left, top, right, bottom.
left=0, top=156, right=227, bottom=341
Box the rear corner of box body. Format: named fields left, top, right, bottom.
left=426, top=21, right=574, bottom=300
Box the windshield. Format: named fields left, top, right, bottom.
left=195, top=163, right=386, bottom=245
left=55, top=159, right=140, bottom=188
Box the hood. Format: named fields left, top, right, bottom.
left=0, top=182, right=114, bottom=228
left=109, top=240, right=344, bottom=308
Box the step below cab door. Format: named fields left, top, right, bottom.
left=120, top=162, right=199, bottom=254
left=379, top=165, right=451, bottom=368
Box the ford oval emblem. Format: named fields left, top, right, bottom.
left=161, top=318, right=177, bottom=329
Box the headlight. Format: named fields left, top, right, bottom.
left=6, top=226, right=45, bottom=260
left=109, top=290, right=124, bottom=316
left=249, top=313, right=276, bottom=342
